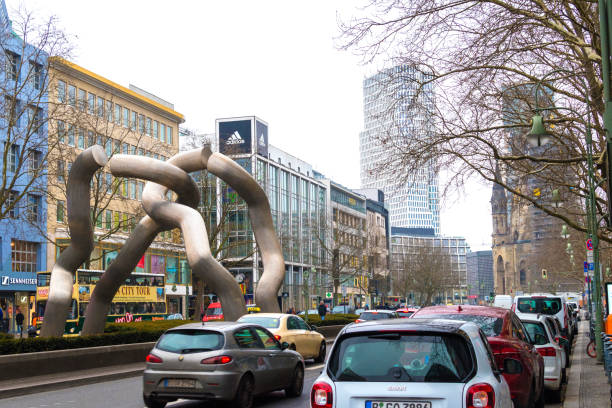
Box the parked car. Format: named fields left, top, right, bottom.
left=521, top=316, right=566, bottom=402
left=311, top=317, right=513, bottom=408
left=542, top=316, right=571, bottom=365
left=355, top=310, right=398, bottom=323
left=331, top=304, right=354, bottom=314
left=412, top=305, right=545, bottom=408
left=142, top=322, right=304, bottom=408
left=512, top=295, right=572, bottom=341
left=297, top=309, right=319, bottom=316
left=493, top=295, right=513, bottom=309
left=202, top=302, right=223, bottom=322
left=237, top=313, right=326, bottom=362
left=396, top=307, right=418, bottom=318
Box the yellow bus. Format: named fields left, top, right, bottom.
left=35, top=269, right=167, bottom=335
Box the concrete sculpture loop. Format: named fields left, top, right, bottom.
left=40, top=146, right=108, bottom=338
left=43, top=146, right=285, bottom=337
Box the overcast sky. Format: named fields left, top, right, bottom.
left=8, top=0, right=493, bottom=251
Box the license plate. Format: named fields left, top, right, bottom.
left=164, top=378, right=196, bottom=388
left=366, top=401, right=432, bottom=408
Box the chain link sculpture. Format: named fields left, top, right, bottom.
left=42, top=146, right=284, bottom=337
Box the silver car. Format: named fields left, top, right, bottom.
left=311, top=318, right=513, bottom=408
left=142, top=321, right=305, bottom=408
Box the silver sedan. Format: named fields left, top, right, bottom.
left=142, top=321, right=305, bottom=408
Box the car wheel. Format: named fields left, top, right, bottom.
left=284, top=365, right=304, bottom=397
left=314, top=342, right=326, bottom=363
left=535, top=377, right=546, bottom=408
left=547, top=386, right=563, bottom=403
left=228, top=375, right=254, bottom=408
left=143, top=394, right=167, bottom=408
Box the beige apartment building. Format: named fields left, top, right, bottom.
left=46, top=58, right=191, bottom=316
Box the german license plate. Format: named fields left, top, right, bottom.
left=366, top=401, right=432, bottom=408
left=164, top=378, right=196, bottom=388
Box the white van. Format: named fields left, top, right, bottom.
left=493, top=294, right=513, bottom=309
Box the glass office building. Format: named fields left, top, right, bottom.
left=360, top=65, right=440, bottom=235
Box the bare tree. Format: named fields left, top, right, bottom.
left=0, top=7, right=72, bottom=222
left=392, top=244, right=454, bottom=306
left=339, top=1, right=612, bottom=241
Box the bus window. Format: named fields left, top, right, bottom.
left=79, top=302, right=88, bottom=317
left=90, top=274, right=101, bottom=284
left=134, top=277, right=146, bottom=286
left=152, top=277, right=163, bottom=286
left=124, top=276, right=133, bottom=285
left=67, top=299, right=77, bottom=320
left=156, top=302, right=166, bottom=314
left=126, top=303, right=136, bottom=314
left=37, top=273, right=51, bottom=287
left=111, top=302, right=125, bottom=315
left=36, top=300, right=46, bottom=319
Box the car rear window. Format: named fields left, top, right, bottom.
left=205, top=307, right=223, bottom=316
left=360, top=312, right=395, bottom=320
left=421, top=314, right=503, bottom=337
left=517, top=298, right=562, bottom=315
left=237, top=316, right=281, bottom=329
left=398, top=312, right=414, bottom=318
left=157, top=330, right=224, bottom=353
left=328, top=332, right=473, bottom=383
left=522, top=322, right=548, bottom=345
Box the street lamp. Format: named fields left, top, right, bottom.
left=527, top=68, right=605, bottom=361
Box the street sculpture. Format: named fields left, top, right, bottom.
left=41, top=146, right=284, bottom=337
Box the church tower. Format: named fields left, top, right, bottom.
left=491, top=165, right=507, bottom=246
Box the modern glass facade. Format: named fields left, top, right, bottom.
left=360, top=65, right=440, bottom=235
left=466, top=250, right=494, bottom=303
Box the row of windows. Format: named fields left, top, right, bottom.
left=56, top=120, right=169, bottom=160
left=333, top=208, right=365, bottom=230
left=4, top=96, right=43, bottom=133
left=4, top=192, right=41, bottom=222
left=5, top=51, right=44, bottom=89
left=56, top=80, right=174, bottom=144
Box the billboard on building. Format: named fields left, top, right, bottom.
left=256, top=120, right=268, bottom=157
left=218, top=119, right=252, bottom=155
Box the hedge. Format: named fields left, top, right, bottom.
left=303, top=313, right=358, bottom=327
left=0, top=320, right=197, bottom=355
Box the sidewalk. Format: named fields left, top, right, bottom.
left=563, top=319, right=610, bottom=408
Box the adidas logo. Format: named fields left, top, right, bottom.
left=226, top=131, right=245, bottom=145
left=258, top=134, right=265, bottom=146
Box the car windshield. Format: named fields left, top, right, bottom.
left=157, top=330, right=224, bottom=353
left=398, top=312, right=414, bottom=318
left=333, top=306, right=351, bottom=313
left=237, top=316, right=281, bottom=329
left=517, top=298, right=562, bottom=315
left=422, top=314, right=503, bottom=337
left=328, top=332, right=473, bottom=383
left=522, top=322, right=549, bottom=345
left=360, top=312, right=394, bottom=320
left=205, top=307, right=223, bottom=316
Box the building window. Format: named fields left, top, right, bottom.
left=105, top=210, right=112, bottom=229
left=57, top=80, right=66, bottom=103
left=57, top=200, right=65, bottom=222
left=31, top=61, right=43, bottom=90
left=57, top=160, right=65, bottom=182
left=106, top=100, right=113, bottom=122
left=68, top=85, right=76, bottom=107
left=28, top=149, right=42, bottom=174
left=130, top=111, right=137, bottom=131
left=6, top=51, right=20, bottom=81
left=146, top=117, right=151, bottom=135
left=160, top=123, right=166, bottom=143
left=11, top=240, right=38, bottom=272
left=153, top=120, right=159, bottom=139
left=6, top=190, right=18, bottom=218
left=28, top=105, right=42, bottom=134
left=123, top=107, right=129, bottom=128
left=57, top=120, right=65, bottom=143
left=97, top=97, right=104, bottom=118
left=78, top=89, right=86, bottom=111
left=114, top=104, right=121, bottom=125
left=67, top=125, right=75, bottom=146
left=7, top=143, right=19, bottom=172
left=167, top=126, right=173, bottom=144
left=27, top=194, right=40, bottom=222
left=138, top=114, right=145, bottom=133
left=86, top=92, right=96, bottom=113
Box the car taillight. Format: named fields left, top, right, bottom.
left=466, top=383, right=495, bottom=408
left=201, top=355, right=232, bottom=364
left=537, top=347, right=557, bottom=357
left=274, top=335, right=282, bottom=341
left=146, top=353, right=163, bottom=363
left=355, top=319, right=364, bottom=323
left=311, top=381, right=333, bottom=408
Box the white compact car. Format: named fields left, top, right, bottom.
left=512, top=295, right=571, bottom=340
left=521, top=316, right=566, bottom=402
left=311, top=318, right=513, bottom=408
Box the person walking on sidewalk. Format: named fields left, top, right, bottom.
left=318, top=301, right=327, bottom=321
left=15, top=307, right=24, bottom=338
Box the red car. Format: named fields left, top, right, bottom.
left=201, top=302, right=223, bottom=322
left=412, top=305, right=545, bottom=408
left=396, top=307, right=418, bottom=318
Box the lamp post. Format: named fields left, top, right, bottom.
left=527, top=69, right=605, bottom=361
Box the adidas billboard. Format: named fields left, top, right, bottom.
left=218, top=119, right=252, bottom=155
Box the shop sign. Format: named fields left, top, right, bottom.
left=0, top=272, right=37, bottom=290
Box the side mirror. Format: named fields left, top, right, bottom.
left=280, top=341, right=290, bottom=350
left=502, top=358, right=523, bottom=375
left=310, top=325, right=318, bottom=332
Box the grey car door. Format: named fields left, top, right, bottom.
left=233, top=327, right=270, bottom=394
left=253, top=327, right=294, bottom=390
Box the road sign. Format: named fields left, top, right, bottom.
left=325, top=292, right=332, bottom=299
left=588, top=263, right=594, bottom=270
left=587, top=251, right=594, bottom=263
left=587, top=239, right=594, bottom=250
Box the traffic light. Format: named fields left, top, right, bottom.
left=542, top=269, right=548, bottom=279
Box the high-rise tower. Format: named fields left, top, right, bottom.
left=359, top=65, right=440, bottom=234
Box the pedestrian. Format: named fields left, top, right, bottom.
left=15, top=307, right=24, bottom=338
left=318, top=301, right=327, bottom=321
